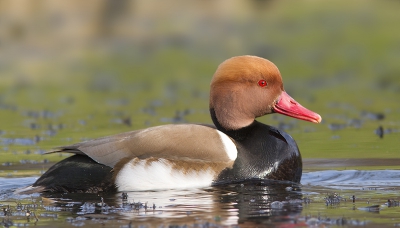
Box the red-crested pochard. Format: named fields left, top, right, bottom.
left=19, top=55, right=321, bottom=193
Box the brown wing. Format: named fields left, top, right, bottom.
left=49, top=124, right=237, bottom=168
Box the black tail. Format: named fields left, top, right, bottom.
left=31, top=155, right=116, bottom=193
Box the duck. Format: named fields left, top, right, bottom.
left=18, top=55, right=321, bottom=194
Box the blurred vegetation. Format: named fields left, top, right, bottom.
left=0, top=0, right=399, bottom=177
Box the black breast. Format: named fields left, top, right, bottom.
left=213, top=120, right=302, bottom=184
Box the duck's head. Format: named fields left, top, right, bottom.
left=210, top=55, right=322, bottom=131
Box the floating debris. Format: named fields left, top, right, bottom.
left=325, top=192, right=342, bottom=206
left=79, top=202, right=96, bottom=214
left=121, top=117, right=132, bottom=126
left=30, top=123, right=40, bottom=130
left=303, top=196, right=311, bottom=204
left=2, top=162, right=12, bottom=166
left=375, top=126, right=384, bottom=138
left=121, top=192, right=128, bottom=200
left=2, top=205, right=11, bottom=216
left=111, top=117, right=132, bottom=127
left=374, top=126, right=400, bottom=138
left=387, top=199, right=400, bottom=207
left=361, top=111, right=385, bottom=121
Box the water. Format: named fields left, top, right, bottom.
left=1, top=167, right=400, bottom=227
left=302, top=170, right=400, bottom=189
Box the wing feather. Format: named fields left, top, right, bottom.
left=49, top=124, right=237, bottom=168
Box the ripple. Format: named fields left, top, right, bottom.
left=0, top=176, right=37, bottom=190
left=302, top=170, right=400, bottom=189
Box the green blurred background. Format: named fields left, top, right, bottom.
left=0, top=0, right=399, bottom=176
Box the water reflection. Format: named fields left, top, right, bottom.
left=30, top=180, right=302, bottom=226
left=2, top=172, right=400, bottom=227
left=214, top=180, right=303, bottom=225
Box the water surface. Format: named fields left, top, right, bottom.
left=2, top=166, right=400, bottom=227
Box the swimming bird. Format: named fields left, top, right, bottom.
left=19, top=55, right=321, bottom=193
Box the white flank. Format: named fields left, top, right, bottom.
left=115, top=158, right=215, bottom=191
left=216, top=130, right=237, bottom=161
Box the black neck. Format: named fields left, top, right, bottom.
left=210, top=108, right=257, bottom=141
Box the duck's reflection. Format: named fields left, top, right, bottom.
left=213, top=180, right=303, bottom=225
left=109, top=180, right=303, bottom=226
left=42, top=180, right=303, bottom=226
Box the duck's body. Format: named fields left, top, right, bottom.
left=18, top=55, right=321, bottom=194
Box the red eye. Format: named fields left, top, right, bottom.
left=258, top=79, right=267, bottom=87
